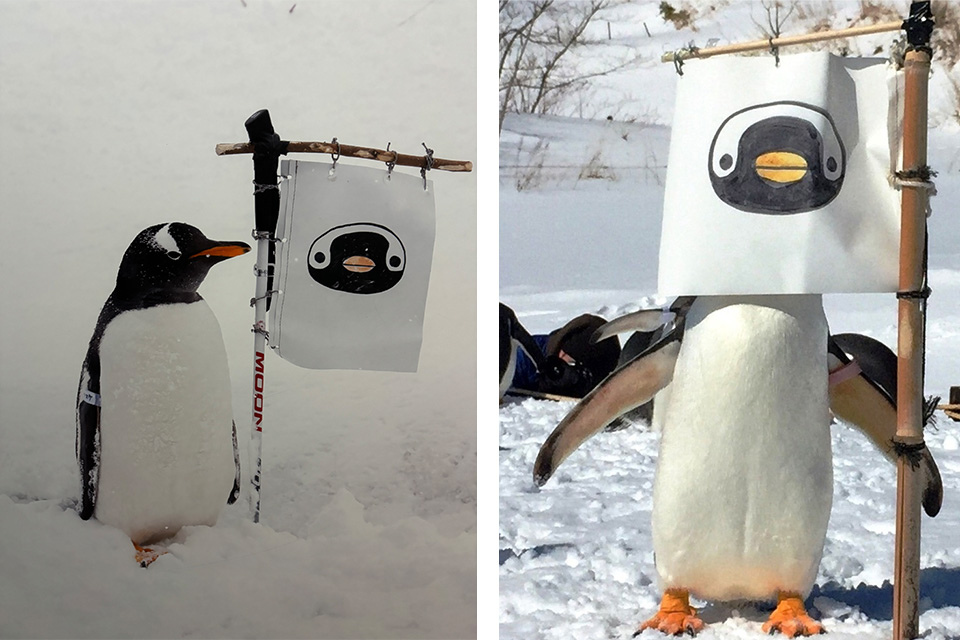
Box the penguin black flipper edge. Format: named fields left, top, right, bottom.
left=828, top=334, right=942, bottom=517
left=77, top=350, right=102, bottom=520
left=229, top=421, right=241, bottom=505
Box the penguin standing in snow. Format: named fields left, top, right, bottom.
left=77, top=222, right=250, bottom=565
left=534, top=299, right=943, bottom=636
left=532, top=92, right=944, bottom=635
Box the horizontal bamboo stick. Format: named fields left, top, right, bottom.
left=662, top=20, right=903, bottom=63
left=216, top=140, right=472, bottom=172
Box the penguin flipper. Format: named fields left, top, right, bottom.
left=534, top=332, right=681, bottom=486
left=76, top=364, right=101, bottom=521
left=591, top=309, right=669, bottom=343
left=228, top=421, right=241, bottom=505
left=828, top=336, right=943, bottom=517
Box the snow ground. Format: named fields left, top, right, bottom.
left=499, top=1, right=960, bottom=638
left=0, top=2, right=476, bottom=638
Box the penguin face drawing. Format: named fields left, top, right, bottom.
left=307, top=223, right=405, bottom=294
left=115, top=223, right=251, bottom=298
left=708, top=101, right=845, bottom=214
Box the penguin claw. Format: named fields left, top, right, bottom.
left=636, top=590, right=704, bottom=637
left=762, top=617, right=825, bottom=637
left=635, top=612, right=704, bottom=636
left=762, top=593, right=824, bottom=637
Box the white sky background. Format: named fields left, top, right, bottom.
left=0, top=0, right=485, bottom=636
left=0, top=0, right=477, bottom=420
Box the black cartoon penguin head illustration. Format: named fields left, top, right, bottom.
left=708, top=101, right=845, bottom=214
left=307, top=223, right=405, bottom=294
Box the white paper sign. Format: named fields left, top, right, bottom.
left=269, top=160, right=436, bottom=371
left=658, top=52, right=902, bottom=295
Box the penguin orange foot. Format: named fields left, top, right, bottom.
left=635, top=589, right=704, bottom=636
left=762, top=592, right=824, bottom=637
left=132, top=541, right=167, bottom=568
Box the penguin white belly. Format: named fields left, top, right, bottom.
left=652, top=295, right=832, bottom=601
left=95, top=300, right=235, bottom=544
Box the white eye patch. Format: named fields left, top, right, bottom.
left=151, top=223, right=181, bottom=254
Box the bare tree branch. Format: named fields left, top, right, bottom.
left=499, top=0, right=640, bottom=132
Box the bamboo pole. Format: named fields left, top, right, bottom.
left=661, top=20, right=902, bottom=63
left=216, top=140, right=473, bottom=172
left=892, top=46, right=931, bottom=640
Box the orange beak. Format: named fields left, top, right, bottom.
left=190, top=243, right=251, bottom=259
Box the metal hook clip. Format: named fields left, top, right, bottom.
left=330, top=137, right=341, bottom=167
left=385, top=142, right=397, bottom=180
left=420, top=142, right=434, bottom=191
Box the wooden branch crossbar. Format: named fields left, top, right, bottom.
left=937, top=404, right=960, bottom=421
left=216, top=141, right=472, bottom=172
left=661, top=20, right=903, bottom=63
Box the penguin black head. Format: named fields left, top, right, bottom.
left=708, top=101, right=845, bottom=214
left=114, top=222, right=251, bottom=299
left=307, top=223, right=405, bottom=294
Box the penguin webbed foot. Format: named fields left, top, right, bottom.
left=762, top=593, right=824, bottom=637
left=132, top=541, right=167, bottom=568
left=636, top=589, right=705, bottom=637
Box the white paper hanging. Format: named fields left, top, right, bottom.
left=658, top=51, right=902, bottom=296
left=269, top=159, right=436, bottom=371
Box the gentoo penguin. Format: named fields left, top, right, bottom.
left=77, top=222, right=250, bottom=565
left=499, top=303, right=546, bottom=400
left=534, top=297, right=943, bottom=636
left=307, top=223, right=405, bottom=294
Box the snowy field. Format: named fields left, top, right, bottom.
left=499, top=1, right=960, bottom=639
left=0, top=2, right=476, bottom=639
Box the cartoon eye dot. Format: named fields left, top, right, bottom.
left=708, top=101, right=846, bottom=215
left=307, top=223, right=406, bottom=295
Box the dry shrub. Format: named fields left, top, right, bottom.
left=858, top=0, right=900, bottom=24
left=659, top=1, right=697, bottom=31
left=579, top=149, right=617, bottom=181
left=932, top=1, right=960, bottom=69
